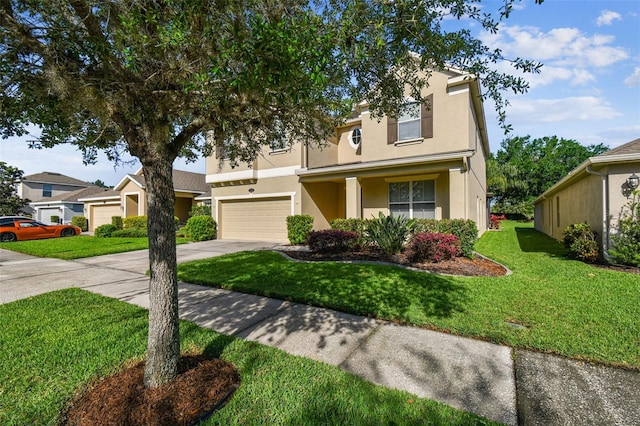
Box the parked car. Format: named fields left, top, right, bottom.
left=0, top=216, right=32, bottom=226
left=0, top=219, right=82, bottom=242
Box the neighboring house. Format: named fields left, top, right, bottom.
left=206, top=68, right=490, bottom=243
left=30, top=186, right=110, bottom=224
left=533, top=138, right=640, bottom=257
left=17, top=171, right=96, bottom=217
left=80, top=168, right=210, bottom=231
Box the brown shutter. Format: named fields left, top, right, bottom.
left=387, top=117, right=397, bottom=144
left=421, top=94, right=433, bottom=139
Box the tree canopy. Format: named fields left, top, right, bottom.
left=0, top=162, right=29, bottom=215
left=489, top=135, right=609, bottom=216
left=1, top=0, right=543, bottom=388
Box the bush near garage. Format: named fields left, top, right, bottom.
left=111, top=216, right=123, bottom=229
left=408, top=232, right=461, bottom=263
left=123, top=216, right=147, bottom=229
left=185, top=215, right=216, bottom=241
left=286, top=215, right=314, bottom=245
left=95, top=224, right=118, bottom=238
left=111, top=228, right=148, bottom=238
left=308, top=229, right=358, bottom=253
left=189, top=205, right=212, bottom=217
left=50, top=215, right=60, bottom=224
left=71, top=216, right=88, bottom=232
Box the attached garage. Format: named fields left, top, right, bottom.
left=38, top=207, right=62, bottom=224
left=89, top=203, right=121, bottom=231
left=218, top=196, right=292, bottom=242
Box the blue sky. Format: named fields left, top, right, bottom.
left=1, top=0, right=639, bottom=185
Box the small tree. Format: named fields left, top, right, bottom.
left=0, top=162, right=29, bottom=215
left=610, top=191, right=640, bottom=267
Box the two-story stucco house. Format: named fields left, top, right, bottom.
left=206, top=68, right=489, bottom=243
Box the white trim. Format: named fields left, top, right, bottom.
left=86, top=201, right=121, bottom=207
left=214, top=192, right=296, bottom=224
left=394, top=138, right=424, bottom=146
left=206, top=165, right=299, bottom=183
left=114, top=174, right=144, bottom=191
left=78, top=195, right=120, bottom=202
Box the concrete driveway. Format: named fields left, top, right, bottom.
left=0, top=239, right=278, bottom=304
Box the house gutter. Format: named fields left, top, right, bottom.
left=585, top=165, right=610, bottom=260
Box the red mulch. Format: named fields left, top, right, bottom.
left=280, top=249, right=508, bottom=277
left=61, top=355, right=240, bottom=426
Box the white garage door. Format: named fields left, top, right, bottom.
left=90, top=204, right=121, bottom=231
left=39, top=208, right=61, bottom=224
left=220, top=197, right=290, bottom=242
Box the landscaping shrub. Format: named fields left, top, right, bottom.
left=185, top=215, right=216, bottom=241
left=489, top=214, right=506, bottom=230
left=71, top=216, right=88, bottom=232
left=189, top=204, right=212, bottom=217
left=366, top=212, right=414, bottom=256
left=563, top=222, right=599, bottom=263
left=111, top=228, right=148, bottom=238
left=111, top=216, right=123, bottom=229
left=174, top=216, right=180, bottom=231
left=308, top=229, right=358, bottom=253
left=330, top=218, right=370, bottom=245
left=286, top=215, right=314, bottom=245
left=413, top=218, right=478, bottom=258
left=94, top=224, right=117, bottom=238
left=408, top=232, right=460, bottom=263
left=123, top=215, right=147, bottom=229
left=50, top=215, right=60, bottom=224
left=610, top=190, right=640, bottom=267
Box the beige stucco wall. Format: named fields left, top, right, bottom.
left=301, top=182, right=345, bottom=229
left=120, top=180, right=145, bottom=217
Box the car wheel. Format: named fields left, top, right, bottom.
left=0, top=232, right=17, bottom=242
left=61, top=228, right=76, bottom=237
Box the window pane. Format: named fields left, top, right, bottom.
left=398, top=103, right=420, bottom=122
left=390, top=204, right=410, bottom=218
left=389, top=182, right=410, bottom=202
left=413, top=203, right=436, bottom=219
left=412, top=180, right=435, bottom=202
left=398, top=120, right=420, bottom=141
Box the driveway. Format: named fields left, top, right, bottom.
left=0, top=239, right=279, bottom=304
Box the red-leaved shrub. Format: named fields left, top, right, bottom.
left=308, top=229, right=358, bottom=253
left=408, top=232, right=460, bottom=263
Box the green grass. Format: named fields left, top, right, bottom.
left=177, top=221, right=640, bottom=369
left=0, top=235, right=190, bottom=259
left=0, top=289, right=494, bottom=425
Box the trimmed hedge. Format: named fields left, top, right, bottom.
left=413, top=219, right=478, bottom=258
left=308, top=229, right=358, bottom=253
left=71, top=216, right=88, bottom=232
left=123, top=216, right=147, bottom=229
left=94, top=224, right=117, bottom=238
left=408, top=232, right=460, bottom=263
left=330, top=218, right=370, bottom=245
left=111, top=216, right=123, bottom=229
left=185, top=215, right=216, bottom=241
left=287, top=215, right=314, bottom=245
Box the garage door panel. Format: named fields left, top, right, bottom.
left=220, top=197, right=290, bottom=242
left=90, top=205, right=121, bottom=231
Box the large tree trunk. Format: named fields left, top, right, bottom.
left=142, top=159, right=180, bottom=388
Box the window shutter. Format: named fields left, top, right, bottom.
left=387, top=117, right=397, bottom=144
left=421, top=94, right=433, bottom=139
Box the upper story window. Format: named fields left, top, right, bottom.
left=42, top=184, right=52, bottom=197
left=387, top=94, right=433, bottom=145
left=349, top=127, right=362, bottom=149
left=389, top=180, right=435, bottom=219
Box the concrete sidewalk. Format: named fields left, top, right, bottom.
left=1, top=242, right=639, bottom=425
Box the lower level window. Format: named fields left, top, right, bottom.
left=389, top=180, right=435, bottom=219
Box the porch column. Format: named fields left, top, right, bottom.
left=345, top=177, right=362, bottom=219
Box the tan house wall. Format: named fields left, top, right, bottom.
left=120, top=180, right=145, bottom=217
left=301, top=182, right=345, bottom=230
left=20, top=182, right=89, bottom=202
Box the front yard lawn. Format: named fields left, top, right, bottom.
left=0, top=235, right=190, bottom=259
left=177, top=221, right=640, bottom=369
left=0, top=289, right=492, bottom=425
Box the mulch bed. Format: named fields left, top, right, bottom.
left=61, top=355, right=240, bottom=426
left=280, top=248, right=508, bottom=277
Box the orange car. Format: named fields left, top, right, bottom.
left=0, top=219, right=82, bottom=242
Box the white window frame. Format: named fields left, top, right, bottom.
left=397, top=101, right=421, bottom=142
left=388, top=180, right=436, bottom=219
left=349, top=127, right=362, bottom=149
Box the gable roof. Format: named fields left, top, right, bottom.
left=114, top=169, right=208, bottom=193
left=29, top=186, right=109, bottom=205
left=21, top=171, right=92, bottom=187
left=534, top=137, right=640, bottom=204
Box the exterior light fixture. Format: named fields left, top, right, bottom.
left=248, top=188, right=255, bottom=194
left=627, top=172, right=639, bottom=190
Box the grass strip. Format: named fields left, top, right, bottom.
left=0, top=235, right=190, bottom=259
left=0, top=289, right=493, bottom=425
left=177, top=221, right=640, bottom=368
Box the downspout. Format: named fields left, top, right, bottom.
left=586, top=165, right=610, bottom=261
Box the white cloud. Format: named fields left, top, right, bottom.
left=596, top=10, right=622, bottom=26
left=623, top=67, right=640, bottom=87
left=507, top=96, right=622, bottom=124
